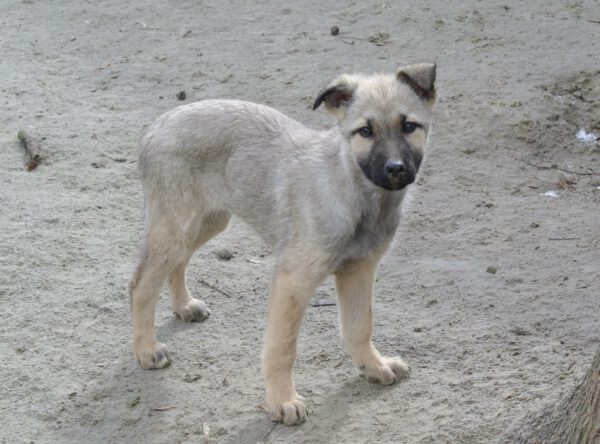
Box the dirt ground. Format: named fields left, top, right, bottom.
left=1, top=0, right=599, bottom=443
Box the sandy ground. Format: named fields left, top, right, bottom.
left=1, top=0, right=599, bottom=443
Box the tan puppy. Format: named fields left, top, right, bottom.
left=129, top=63, right=437, bottom=425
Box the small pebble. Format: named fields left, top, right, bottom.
left=486, top=266, right=497, bottom=274
left=176, top=90, right=186, bottom=100
left=511, top=327, right=532, bottom=336
left=183, top=373, right=202, bottom=383
left=214, top=248, right=234, bottom=261
left=330, top=25, right=340, bottom=36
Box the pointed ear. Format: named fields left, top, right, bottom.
left=312, top=75, right=358, bottom=120
left=397, top=63, right=436, bottom=101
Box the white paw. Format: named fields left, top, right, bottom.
left=362, top=356, right=410, bottom=384
left=174, top=298, right=211, bottom=322
left=135, top=342, right=172, bottom=369
left=266, top=395, right=307, bottom=425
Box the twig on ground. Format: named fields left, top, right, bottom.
left=17, top=129, right=43, bottom=171
left=336, top=34, right=367, bottom=41
left=520, top=158, right=598, bottom=176
left=152, top=405, right=176, bottom=411
left=260, top=422, right=278, bottom=441
left=310, top=301, right=337, bottom=307
left=198, top=278, right=233, bottom=298
left=332, top=32, right=367, bottom=45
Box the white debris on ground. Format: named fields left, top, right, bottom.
left=541, top=190, right=560, bottom=198
left=576, top=128, right=599, bottom=143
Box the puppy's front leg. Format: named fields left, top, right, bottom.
left=335, top=255, right=409, bottom=384
left=263, top=267, right=323, bottom=425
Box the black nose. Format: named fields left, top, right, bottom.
left=384, top=160, right=405, bottom=177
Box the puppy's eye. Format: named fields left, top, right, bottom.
left=402, top=122, right=418, bottom=134
left=358, top=126, right=373, bottom=138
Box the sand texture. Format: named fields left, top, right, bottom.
left=1, top=0, right=599, bottom=443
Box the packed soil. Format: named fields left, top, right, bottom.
left=1, top=1, right=599, bottom=443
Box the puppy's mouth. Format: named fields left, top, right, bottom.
left=384, top=174, right=414, bottom=191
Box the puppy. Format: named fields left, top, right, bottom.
left=129, top=63, right=437, bottom=424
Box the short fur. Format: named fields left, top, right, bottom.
left=129, top=63, right=437, bottom=425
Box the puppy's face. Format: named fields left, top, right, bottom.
left=313, top=64, right=436, bottom=191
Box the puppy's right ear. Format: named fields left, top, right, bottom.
left=312, top=75, right=357, bottom=120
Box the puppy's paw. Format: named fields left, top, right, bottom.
left=174, top=298, right=211, bottom=322
left=362, top=356, right=410, bottom=385
left=266, top=395, right=307, bottom=425
left=135, top=343, right=172, bottom=370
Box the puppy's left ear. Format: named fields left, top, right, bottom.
left=397, top=63, right=437, bottom=102
left=312, top=74, right=358, bottom=121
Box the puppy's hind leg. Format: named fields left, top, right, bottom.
left=335, top=254, right=409, bottom=384
left=168, top=210, right=231, bottom=322
left=130, top=233, right=181, bottom=370
left=130, top=204, right=228, bottom=369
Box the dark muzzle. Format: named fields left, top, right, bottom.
left=383, top=159, right=414, bottom=190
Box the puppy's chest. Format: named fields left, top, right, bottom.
left=333, top=209, right=399, bottom=271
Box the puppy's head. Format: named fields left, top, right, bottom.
left=313, top=63, right=436, bottom=191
